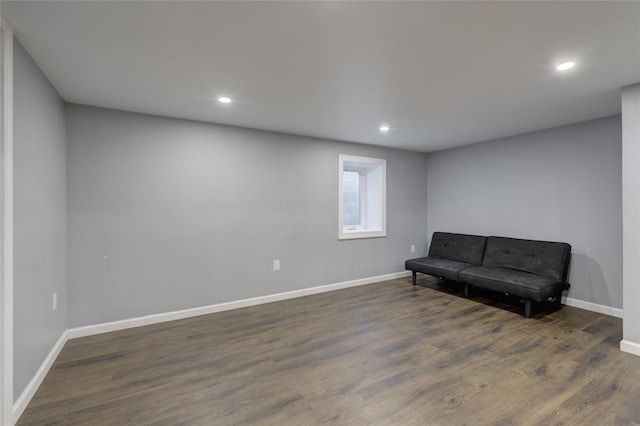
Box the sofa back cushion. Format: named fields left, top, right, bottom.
left=482, top=236, right=571, bottom=281
left=428, top=232, right=487, bottom=265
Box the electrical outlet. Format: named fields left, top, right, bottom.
left=273, top=260, right=280, bottom=271
left=410, top=244, right=416, bottom=254
left=52, top=292, right=57, bottom=311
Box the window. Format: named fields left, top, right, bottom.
left=338, top=155, right=386, bottom=239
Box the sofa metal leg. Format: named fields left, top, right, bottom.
left=524, top=300, right=532, bottom=318
left=554, top=289, right=563, bottom=306
left=464, top=284, right=469, bottom=298
left=412, top=271, right=416, bottom=287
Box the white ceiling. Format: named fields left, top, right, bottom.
left=3, top=1, right=640, bottom=152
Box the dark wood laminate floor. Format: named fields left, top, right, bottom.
left=18, top=276, right=640, bottom=425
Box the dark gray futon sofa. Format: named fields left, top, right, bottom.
left=405, top=232, right=571, bottom=318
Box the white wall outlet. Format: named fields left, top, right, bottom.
left=52, top=292, right=58, bottom=311
left=410, top=244, right=416, bottom=254
left=273, top=260, right=280, bottom=271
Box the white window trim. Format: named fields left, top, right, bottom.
left=338, top=154, right=386, bottom=240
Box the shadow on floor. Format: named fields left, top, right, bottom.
left=415, top=275, right=563, bottom=319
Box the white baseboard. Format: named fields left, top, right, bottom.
left=13, top=330, right=68, bottom=424
left=66, top=276, right=621, bottom=341
left=67, top=271, right=412, bottom=339
left=620, top=340, right=640, bottom=357
left=562, top=296, right=623, bottom=318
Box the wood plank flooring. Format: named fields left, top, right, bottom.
left=17, top=276, right=640, bottom=425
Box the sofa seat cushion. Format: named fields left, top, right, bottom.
left=459, top=266, right=561, bottom=302
left=405, top=257, right=473, bottom=282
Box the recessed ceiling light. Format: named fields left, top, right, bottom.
left=555, top=61, right=575, bottom=71
left=218, top=96, right=232, bottom=104
left=379, top=125, right=390, bottom=133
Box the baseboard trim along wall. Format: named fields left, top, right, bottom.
left=620, top=340, right=640, bottom=357
left=62, top=288, right=623, bottom=340
left=66, top=271, right=412, bottom=339
left=13, top=330, right=68, bottom=424
left=13, top=272, right=630, bottom=424
left=562, top=296, right=623, bottom=318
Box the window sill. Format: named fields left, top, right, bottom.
left=339, top=229, right=386, bottom=240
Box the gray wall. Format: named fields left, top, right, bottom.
left=426, top=116, right=622, bottom=308
left=66, top=105, right=429, bottom=327
left=622, top=83, right=640, bottom=345
left=13, top=40, right=67, bottom=399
